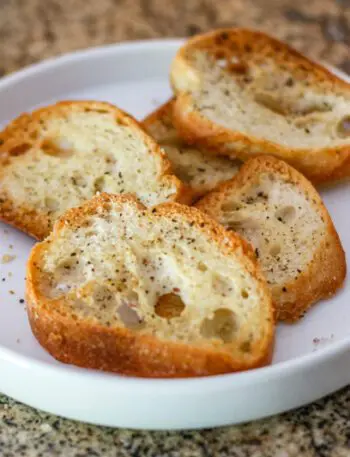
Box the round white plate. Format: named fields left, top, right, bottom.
left=0, top=39, right=349, bottom=430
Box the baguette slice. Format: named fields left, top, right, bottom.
left=0, top=100, right=187, bottom=240
left=171, top=28, right=350, bottom=183
left=26, top=193, right=274, bottom=378
left=196, top=156, right=346, bottom=321
left=143, top=99, right=241, bottom=199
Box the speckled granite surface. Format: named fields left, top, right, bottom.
left=0, top=0, right=349, bottom=75
left=0, top=0, right=350, bottom=456
left=1, top=388, right=350, bottom=457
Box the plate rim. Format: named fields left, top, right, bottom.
left=1, top=330, right=350, bottom=392
left=0, top=38, right=185, bottom=88
left=0, top=38, right=349, bottom=427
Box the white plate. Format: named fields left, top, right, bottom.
left=0, top=39, right=349, bottom=430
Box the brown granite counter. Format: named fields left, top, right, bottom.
left=0, top=0, right=349, bottom=76
left=0, top=1, right=350, bottom=456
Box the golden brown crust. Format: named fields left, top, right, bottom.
left=173, top=29, right=350, bottom=90
left=196, top=155, right=347, bottom=321
left=0, top=100, right=189, bottom=240
left=26, top=299, right=273, bottom=378
left=171, top=29, right=350, bottom=184
left=0, top=194, right=49, bottom=240
left=26, top=193, right=274, bottom=378
left=143, top=98, right=176, bottom=130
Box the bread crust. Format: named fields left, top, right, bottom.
left=26, top=193, right=274, bottom=378
left=196, top=155, right=347, bottom=321
left=171, top=28, right=350, bottom=184
left=0, top=101, right=189, bottom=240
left=143, top=98, right=176, bottom=130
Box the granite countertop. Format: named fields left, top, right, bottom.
left=0, top=0, right=349, bottom=75
left=1, top=388, right=350, bottom=457
left=0, top=0, right=350, bottom=456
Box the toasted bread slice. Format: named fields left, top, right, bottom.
left=196, top=156, right=346, bottom=321
left=0, top=101, right=187, bottom=240
left=26, top=193, right=274, bottom=378
left=171, top=29, right=350, bottom=183
left=143, top=99, right=241, bottom=199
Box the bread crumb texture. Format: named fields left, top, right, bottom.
left=196, top=155, right=346, bottom=321
left=27, top=194, right=274, bottom=375
left=214, top=172, right=322, bottom=286
left=173, top=29, right=350, bottom=149
left=0, top=101, right=181, bottom=237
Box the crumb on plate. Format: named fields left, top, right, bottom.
left=1, top=254, right=16, bottom=264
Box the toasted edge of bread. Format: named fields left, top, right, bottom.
left=26, top=193, right=275, bottom=378
left=196, top=155, right=347, bottom=321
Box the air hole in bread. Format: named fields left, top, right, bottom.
left=155, top=293, right=185, bottom=319
left=41, top=138, right=73, bottom=158
left=337, top=116, right=350, bottom=138
left=242, top=185, right=270, bottom=204
left=198, top=262, right=208, bottom=272
left=44, top=197, right=59, bottom=212
left=52, top=281, right=72, bottom=296
left=270, top=243, right=281, bottom=257
left=117, top=301, right=143, bottom=329
left=221, top=201, right=242, bottom=212
left=71, top=175, right=86, bottom=187
left=200, top=308, right=237, bottom=343
left=175, top=165, right=192, bottom=183
left=296, top=103, right=332, bottom=116
left=275, top=206, right=296, bottom=224
left=240, top=340, right=251, bottom=353
left=85, top=230, right=98, bottom=237
left=213, top=274, right=233, bottom=295
left=94, top=176, right=106, bottom=192
left=84, top=107, right=109, bottom=114
left=56, top=259, right=77, bottom=275
left=254, top=93, right=286, bottom=116
left=53, top=259, right=83, bottom=292
left=227, top=217, right=259, bottom=231
left=241, top=289, right=249, bottom=299
left=285, top=77, right=295, bottom=87
left=9, top=143, right=31, bottom=156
